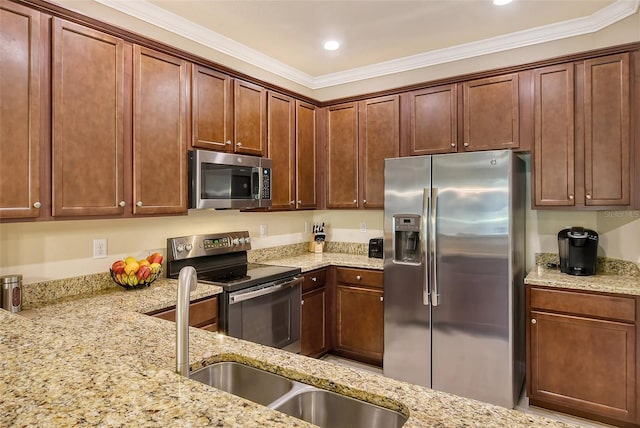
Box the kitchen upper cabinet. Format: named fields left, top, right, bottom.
left=334, top=267, right=384, bottom=366
left=404, top=84, right=457, bottom=155
left=359, top=95, right=400, bottom=208
left=133, top=45, right=188, bottom=215
left=267, top=92, right=296, bottom=210
left=326, top=96, right=399, bottom=209
left=326, top=102, right=359, bottom=208
left=462, top=73, right=519, bottom=151
left=532, top=53, right=631, bottom=209
left=191, top=65, right=232, bottom=152
left=295, top=100, right=318, bottom=209
left=51, top=18, right=125, bottom=217
left=0, top=0, right=42, bottom=219
left=301, top=268, right=329, bottom=358
left=233, top=79, right=267, bottom=156
left=527, top=286, right=638, bottom=426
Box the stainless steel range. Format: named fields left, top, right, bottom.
left=166, top=231, right=302, bottom=353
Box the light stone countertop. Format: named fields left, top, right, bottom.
left=262, top=252, right=384, bottom=272
left=525, top=266, right=640, bottom=296
left=2, top=260, right=578, bottom=427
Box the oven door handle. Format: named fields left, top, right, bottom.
left=229, top=275, right=302, bottom=304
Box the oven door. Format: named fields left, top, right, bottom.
left=227, top=276, right=302, bottom=353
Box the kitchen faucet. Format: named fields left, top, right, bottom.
left=176, top=266, right=197, bottom=377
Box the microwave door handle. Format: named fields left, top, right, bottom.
left=430, top=187, right=439, bottom=307
left=422, top=188, right=430, bottom=306
left=255, top=167, right=263, bottom=199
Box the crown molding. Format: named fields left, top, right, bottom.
left=95, top=0, right=639, bottom=90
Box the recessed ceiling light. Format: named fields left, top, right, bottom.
left=323, top=40, right=340, bottom=51
left=493, top=0, right=513, bottom=5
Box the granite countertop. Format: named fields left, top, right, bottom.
left=525, top=266, right=640, bottom=296
left=2, top=257, right=577, bottom=427
left=261, top=252, right=384, bottom=272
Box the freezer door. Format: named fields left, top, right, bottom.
left=383, top=156, right=432, bottom=388
left=430, top=150, right=515, bottom=408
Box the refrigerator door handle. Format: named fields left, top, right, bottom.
left=430, top=187, right=440, bottom=306
left=422, top=187, right=430, bottom=306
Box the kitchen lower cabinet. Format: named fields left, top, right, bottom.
left=334, top=267, right=384, bottom=366
left=0, top=0, right=43, bottom=219
left=301, top=268, right=329, bottom=358
left=527, top=286, right=638, bottom=426
left=150, top=296, right=218, bottom=332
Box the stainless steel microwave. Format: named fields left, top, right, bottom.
left=189, top=150, right=272, bottom=209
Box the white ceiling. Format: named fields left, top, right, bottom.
left=93, top=0, right=639, bottom=88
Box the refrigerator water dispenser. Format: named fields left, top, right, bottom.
left=393, top=214, right=421, bottom=264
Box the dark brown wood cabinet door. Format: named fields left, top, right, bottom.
left=408, top=85, right=457, bottom=155
left=133, top=45, right=188, bottom=215
left=301, top=287, right=328, bottom=358
left=533, top=64, right=576, bottom=207
left=529, top=310, right=636, bottom=423
left=296, top=101, right=317, bottom=209
left=463, top=73, right=519, bottom=151
left=191, top=65, right=232, bottom=151
left=584, top=53, right=630, bottom=207
left=51, top=18, right=125, bottom=217
left=359, top=95, right=399, bottom=208
left=335, top=284, right=384, bottom=365
left=233, top=79, right=266, bottom=156
left=326, top=102, right=358, bottom=208
left=0, top=1, right=41, bottom=219
left=267, top=91, right=295, bottom=210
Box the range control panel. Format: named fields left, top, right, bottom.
left=167, top=231, right=251, bottom=262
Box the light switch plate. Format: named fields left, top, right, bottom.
left=93, top=239, right=107, bottom=259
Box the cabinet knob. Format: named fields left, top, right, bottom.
left=363, top=200, right=367, bottom=204
left=119, top=201, right=126, bottom=207
left=586, top=194, right=592, bottom=200
left=297, top=200, right=302, bottom=204
left=531, top=319, right=537, bottom=324
left=450, top=143, right=456, bottom=148
left=225, top=140, right=232, bottom=145
left=353, top=199, right=357, bottom=204
left=136, top=201, right=143, bottom=207
left=33, top=201, right=41, bottom=209
left=301, top=300, right=304, bottom=306
left=236, top=142, right=242, bottom=147
left=290, top=200, right=295, bottom=205
left=311, top=277, right=317, bottom=282
left=380, top=296, right=384, bottom=302
left=463, top=142, right=469, bottom=147
left=356, top=275, right=362, bottom=281
left=568, top=195, right=574, bottom=200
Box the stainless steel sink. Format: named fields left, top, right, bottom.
left=191, top=361, right=408, bottom=428
left=272, top=389, right=408, bottom=428
left=190, top=362, right=294, bottom=406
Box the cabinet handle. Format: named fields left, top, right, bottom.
left=225, top=140, right=232, bottom=145
left=586, top=194, right=592, bottom=200
left=290, top=200, right=295, bottom=205
left=136, top=201, right=143, bottom=207
left=356, top=275, right=362, bottom=281
left=301, top=300, right=304, bottom=306
left=463, top=142, right=469, bottom=147
left=568, top=195, right=574, bottom=200
left=119, top=201, right=126, bottom=207
left=353, top=199, right=357, bottom=204
left=531, top=319, right=537, bottom=324
left=363, top=199, right=367, bottom=204
left=380, top=296, right=384, bottom=302
left=33, top=201, right=41, bottom=209
left=311, top=277, right=317, bottom=282
left=236, top=142, right=242, bottom=147
left=297, top=200, right=302, bottom=204
left=450, top=143, right=456, bottom=148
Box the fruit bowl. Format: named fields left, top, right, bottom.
left=110, top=267, right=162, bottom=290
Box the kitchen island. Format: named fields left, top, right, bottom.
left=1, top=272, right=576, bottom=427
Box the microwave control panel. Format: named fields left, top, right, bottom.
left=261, top=169, right=271, bottom=199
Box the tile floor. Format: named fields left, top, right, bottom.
left=320, top=354, right=615, bottom=428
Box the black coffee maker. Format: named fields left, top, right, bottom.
left=557, top=227, right=598, bottom=276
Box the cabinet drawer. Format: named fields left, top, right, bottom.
left=336, top=267, right=383, bottom=289
left=190, top=297, right=219, bottom=327
left=302, top=269, right=326, bottom=293
left=530, top=287, right=635, bottom=322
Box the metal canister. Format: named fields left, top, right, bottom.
left=1, top=274, right=22, bottom=313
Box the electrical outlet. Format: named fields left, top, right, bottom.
left=260, top=224, right=268, bottom=237
left=93, top=239, right=107, bottom=259
left=360, top=222, right=367, bottom=232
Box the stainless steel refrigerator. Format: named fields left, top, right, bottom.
left=383, top=149, right=526, bottom=409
